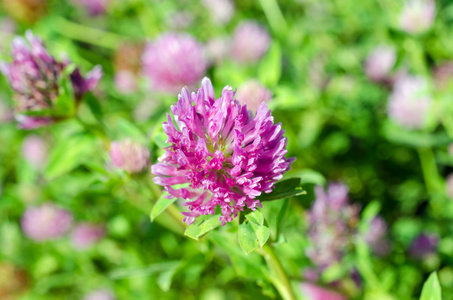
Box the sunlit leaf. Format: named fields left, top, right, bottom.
left=45, top=134, right=96, bottom=180
left=420, top=272, right=442, bottom=300
left=184, top=215, right=221, bottom=240
left=258, top=178, right=306, bottom=202
left=238, top=221, right=259, bottom=254
left=258, top=42, right=282, bottom=87
left=150, top=194, right=177, bottom=221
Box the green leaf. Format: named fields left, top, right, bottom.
left=109, top=261, right=181, bottom=279
left=54, top=72, right=76, bottom=117
left=45, top=134, right=96, bottom=180
left=258, top=42, right=282, bottom=86
left=84, top=92, right=103, bottom=120
left=157, top=267, right=179, bottom=292
left=116, top=118, right=147, bottom=144
left=420, top=272, right=442, bottom=300
left=53, top=92, right=76, bottom=117
left=20, top=109, right=53, bottom=117
left=238, top=221, right=259, bottom=254
left=261, top=199, right=289, bottom=241
left=245, top=210, right=264, bottom=226
left=150, top=194, right=177, bottom=222
left=209, top=231, right=267, bottom=280
left=382, top=121, right=450, bottom=148
left=184, top=215, right=221, bottom=240
left=258, top=178, right=306, bottom=202
left=250, top=222, right=270, bottom=248
left=241, top=210, right=270, bottom=251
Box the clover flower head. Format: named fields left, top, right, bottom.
left=110, top=140, right=150, bottom=174
left=364, top=216, right=390, bottom=256
left=236, top=80, right=273, bottom=114
left=387, top=75, right=431, bottom=129
left=71, top=223, right=106, bottom=250
left=21, top=134, right=47, bottom=168
left=400, top=0, right=436, bottom=35
left=83, top=289, right=116, bottom=300
left=306, top=183, right=359, bottom=270
left=231, top=21, right=271, bottom=64
left=300, top=283, right=347, bottom=300
left=72, top=0, right=110, bottom=16
left=151, top=77, right=294, bottom=226
left=202, top=0, right=235, bottom=25
left=365, top=45, right=396, bottom=82
left=0, top=31, right=102, bottom=129
left=21, top=202, right=73, bottom=241
left=142, top=33, right=208, bottom=93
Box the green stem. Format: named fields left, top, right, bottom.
left=404, top=38, right=429, bottom=76
left=417, top=147, right=442, bottom=194
left=261, top=244, right=297, bottom=300
left=417, top=147, right=445, bottom=216
left=52, top=17, right=128, bottom=49
left=259, top=0, right=288, bottom=36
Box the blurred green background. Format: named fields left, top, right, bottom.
left=1, top=0, right=453, bottom=299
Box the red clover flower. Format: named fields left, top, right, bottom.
left=0, top=31, right=102, bottom=129
left=151, top=77, right=294, bottom=226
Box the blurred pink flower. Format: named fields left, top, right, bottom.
left=364, top=216, right=390, bottom=256
left=114, top=70, right=137, bottom=94
left=202, top=0, right=235, bottom=25
left=166, top=11, right=194, bottom=30
left=306, top=183, right=359, bottom=271
left=142, top=33, right=208, bottom=93
left=71, top=223, right=106, bottom=250
left=399, top=0, right=436, bottom=35
left=15, top=115, right=52, bottom=130
left=21, top=135, right=47, bottom=168
left=21, top=202, right=73, bottom=241
left=236, top=80, right=273, bottom=114
left=72, top=0, right=110, bottom=16
left=1, top=31, right=102, bottom=129
left=110, top=140, right=149, bottom=174
left=387, top=75, right=431, bottom=129
left=83, top=289, right=116, bottom=300
left=365, top=45, right=396, bottom=82
left=300, top=283, right=346, bottom=300
left=231, top=21, right=271, bottom=64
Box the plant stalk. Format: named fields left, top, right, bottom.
left=261, top=244, right=297, bottom=300
left=53, top=17, right=127, bottom=49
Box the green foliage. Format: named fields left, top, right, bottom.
left=258, top=178, right=306, bottom=202
left=420, top=272, right=442, bottom=300
left=184, top=215, right=222, bottom=240
left=150, top=194, right=177, bottom=222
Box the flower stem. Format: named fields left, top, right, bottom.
left=52, top=17, right=128, bottom=49
left=259, top=0, right=288, bottom=36
left=417, top=147, right=442, bottom=194
left=417, top=147, right=444, bottom=215
left=261, top=244, right=297, bottom=300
